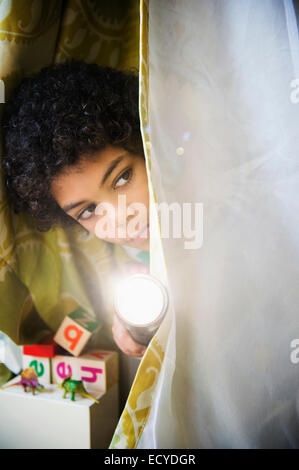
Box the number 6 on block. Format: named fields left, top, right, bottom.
left=54, top=308, right=101, bottom=357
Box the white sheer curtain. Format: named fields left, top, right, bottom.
left=138, top=0, right=299, bottom=448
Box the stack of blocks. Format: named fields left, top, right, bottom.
left=0, top=307, right=119, bottom=448
left=22, top=307, right=119, bottom=395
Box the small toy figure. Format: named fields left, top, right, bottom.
left=58, top=374, right=99, bottom=403
left=0, top=367, right=45, bottom=395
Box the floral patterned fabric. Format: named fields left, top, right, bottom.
left=0, top=0, right=140, bottom=354
left=0, top=0, right=171, bottom=449
left=109, top=0, right=173, bottom=449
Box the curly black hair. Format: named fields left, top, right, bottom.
left=1, top=60, right=144, bottom=232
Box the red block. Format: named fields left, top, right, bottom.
left=23, top=334, right=59, bottom=358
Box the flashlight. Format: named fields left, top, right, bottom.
left=114, top=274, right=169, bottom=346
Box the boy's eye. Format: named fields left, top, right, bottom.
left=114, top=168, right=132, bottom=189
left=76, top=168, right=133, bottom=222
left=77, top=203, right=96, bottom=221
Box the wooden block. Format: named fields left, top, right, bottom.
left=51, top=350, right=118, bottom=393
left=51, top=355, right=80, bottom=384
left=53, top=307, right=101, bottom=357
left=82, top=350, right=119, bottom=392
left=23, top=338, right=59, bottom=358
left=22, top=355, right=52, bottom=386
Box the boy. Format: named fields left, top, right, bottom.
left=1, top=60, right=149, bottom=357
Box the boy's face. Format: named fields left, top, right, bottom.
left=51, top=145, right=150, bottom=251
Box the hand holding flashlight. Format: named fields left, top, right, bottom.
left=114, top=274, right=168, bottom=348
left=112, top=313, right=146, bottom=357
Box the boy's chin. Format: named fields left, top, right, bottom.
left=112, top=234, right=149, bottom=251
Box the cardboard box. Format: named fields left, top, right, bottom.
left=0, top=375, right=119, bottom=449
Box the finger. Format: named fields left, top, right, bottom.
left=114, top=338, right=146, bottom=357
left=113, top=327, right=146, bottom=357
left=112, top=318, right=146, bottom=357
left=112, top=313, right=146, bottom=351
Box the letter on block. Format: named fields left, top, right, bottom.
left=22, top=355, right=52, bottom=386
left=53, top=308, right=101, bottom=356
left=78, top=350, right=119, bottom=392
left=51, top=350, right=118, bottom=392
left=51, top=355, right=80, bottom=385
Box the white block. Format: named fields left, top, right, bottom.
left=53, top=316, right=92, bottom=357
left=0, top=376, right=119, bottom=449
left=51, top=355, right=81, bottom=384
left=22, top=355, right=52, bottom=386
left=51, top=350, right=118, bottom=393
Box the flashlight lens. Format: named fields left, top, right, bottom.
left=115, top=275, right=167, bottom=326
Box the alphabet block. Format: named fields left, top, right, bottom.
left=85, top=350, right=119, bottom=391
left=53, top=308, right=101, bottom=357
left=22, top=355, right=52, bottom=386
left=23, top=336, right=59, bottom=358
left=51, top=349, right=118, bottom=392
left=51, top=355, right=80, bottom=384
